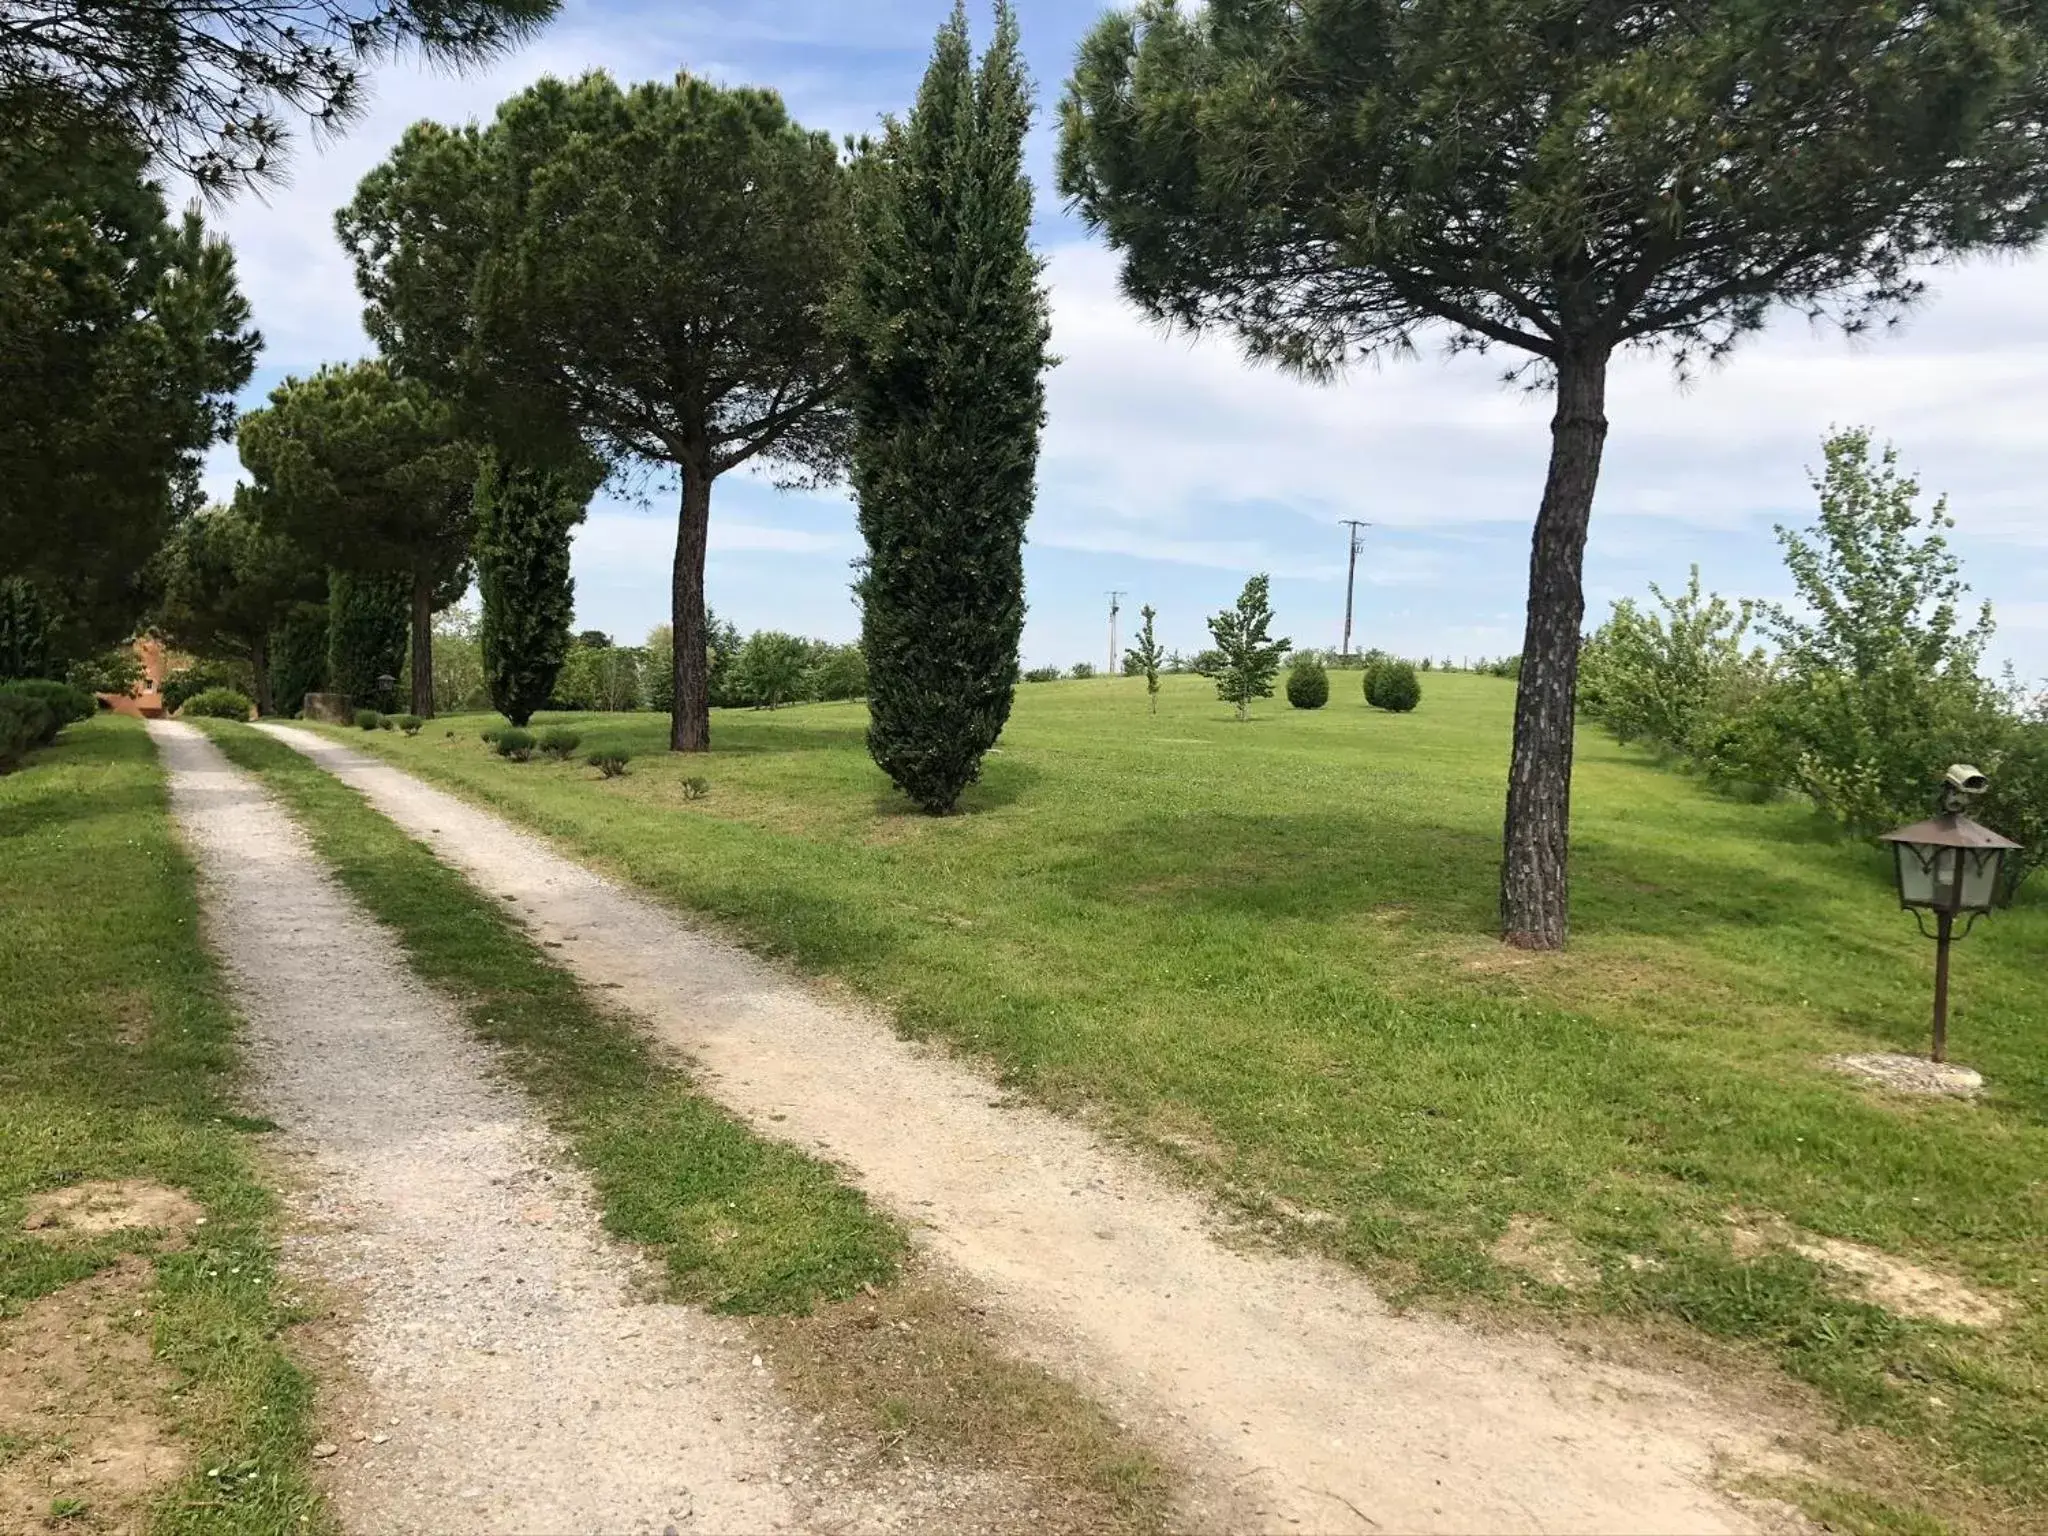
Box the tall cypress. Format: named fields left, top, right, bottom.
left=326, top=570, right=410, bottom=710
left=845, top=1, right=1050, bottom=814
left=267, top=600, right=329, bottom=717
left=473, top=457, right=587, bottom=726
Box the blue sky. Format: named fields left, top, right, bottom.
left=205, top=0, right=2048, bottom=678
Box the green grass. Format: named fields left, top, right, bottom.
left=0, top=717, right=328, bottom=1535
left=321, top=672, right=2048, bottom=1525
left=197, top=721, right=904, bottom=1314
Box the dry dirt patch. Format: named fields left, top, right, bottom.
left=0, top=1259, right=184, bottom=1534
left=22, top=1182, right=202, bottom=1246
left=1493, top=1215, right=1601, bottom=1291
left=1727, top=1215, right=2006, bottom=1329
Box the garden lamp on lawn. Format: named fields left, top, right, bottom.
left=375, top=672, right=398, bottom=714
left=1878, top=765, right=2021, bottom=1064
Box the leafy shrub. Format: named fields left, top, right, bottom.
left=2, top=680, right=94, bottom=734
left=1365, top=659, right=1421, bottom=712
left=0, top=693, right=53, bottom=768
left=67, top=649, right=143, bottom=697
left=538, top=726, right=582, bottom=760
left=680, top=776, right=710, bottom=800
left=354, top=709, right=382, bottom=731
left=588, top=749, right=631, bottom=778
left=494, top=727, right=536, bottom=761
left=395, top=714, right=423, bottom=736
left=1982, top=712, right=2048, bottom=902
left=160, top=660, right=251, bottom=715
left=378, top=713, right=395, bottom=730
left=1022, top=665, right=1062, bottom=683
left=178, top=688, right=254, bottom=720
left=807, top=642, right=869, bottom=702
left=1285, top=657, right=1329, bottom=709
left=1577, top=568, right=1769, bottom=760
left=1069, top=661, right=1097, bottom=679
left=481, top=726, right=502, bottom=743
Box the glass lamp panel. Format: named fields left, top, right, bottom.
left=1959, top=848, right=2004, bottom=911
left=1895, top=844, right=1940, bottom=907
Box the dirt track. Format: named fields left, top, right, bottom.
left=255, top=722, right=1809, bottom=1536
left=152, top=720, right=839, bottom=1533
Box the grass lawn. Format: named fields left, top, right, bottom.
left=200, top=721, right=1168, bottom=1531
left=325, top=672, right=2048, bottom=1527
left=0, top=716, right=327, bottom=1535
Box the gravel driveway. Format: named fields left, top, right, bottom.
left=151, top=720, right=843, bottom=1534
left=251, top=722, right=1813, bottom=1536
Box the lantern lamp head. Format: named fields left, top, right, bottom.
left=1878, top=810, right=2020, bottom=916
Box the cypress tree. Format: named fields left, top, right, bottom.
left=326, top=570, right=409, bottom=710
left=267, top=601, right=329, bottom=717
left=473, top=457, right=587, bottom=727
left=845, top=1, right=1050, bottom=814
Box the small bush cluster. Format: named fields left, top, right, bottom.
left=1364, top=659, right=1422, bottom=713
left=1021, top=665, right=1062, bottom=683
left=160, top=661, right=252, bottom=716
left=1285, top=657, right=1329, bottom=710
left=355, top=709, right=382, bottom=731
left=179, top=688, right=254, bottom=721
left=0, top=680, right=95, bottom=770
left=539, top=727, right=582, bottom=760
left=588, top=750, right=631, bottom=778
left=1069, top=662, right=1097, bottom=680
left=395, top=714, right=423, bottom=736
left=494, top=727, right=536, bottom=761
left=680, top=776, right=710, bottom=800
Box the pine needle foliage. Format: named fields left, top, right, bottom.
left=1206, top=574, right=1289, bottom=722
left=845, top=1, right=1051, bottom=814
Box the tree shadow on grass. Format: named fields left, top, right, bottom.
left=1062, top=807, right=1886, bottom=946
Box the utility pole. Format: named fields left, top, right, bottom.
left=1106, top=590, right=1125, bottom=674
left=1338, top=520, right=1371, bottom=658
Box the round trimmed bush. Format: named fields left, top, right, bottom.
left=354, top=709, right=383, bottom=731
left=179, top=688, right=254, bottom=720
left=494, top=727, right=536, bottom=761
left=1364, top=659, right=1422, bottom=713
left=588, top=749, right=631, bottom=779
left=1285, top=658, right=1329, bottom=710
left=395, top=714, right=423, bottom=736
left=538, top=726, right=582, bottom=760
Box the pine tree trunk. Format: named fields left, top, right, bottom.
left=670, top=463, right=713, bottom=753
left=1500, top=347, right=1611, bottom=950
left=409, top=570, right=435, bottom=719
left=250, top=632, right=272, bottom=718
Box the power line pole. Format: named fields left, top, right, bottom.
left=1338, top=520, right=1371, bottom=658
left=1106, top=590, right=1125, bottom=674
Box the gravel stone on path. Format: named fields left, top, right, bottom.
left=150, top=721, right=835, bottom=1535
left=257, top=722, right=1816, bottom=1536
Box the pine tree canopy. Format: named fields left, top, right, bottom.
left=0, top=126, right=256, bottom=649
left=1060, top=0, right=2048, bottom=947
left=1, top=0, right=556, bottom=192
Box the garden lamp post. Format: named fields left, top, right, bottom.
left=1877, top=765, right=2020, bottom=1063
left=375, top=672, right=397, bottom=713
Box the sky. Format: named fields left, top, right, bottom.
left=202, top=0, right=2048, bottom=679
